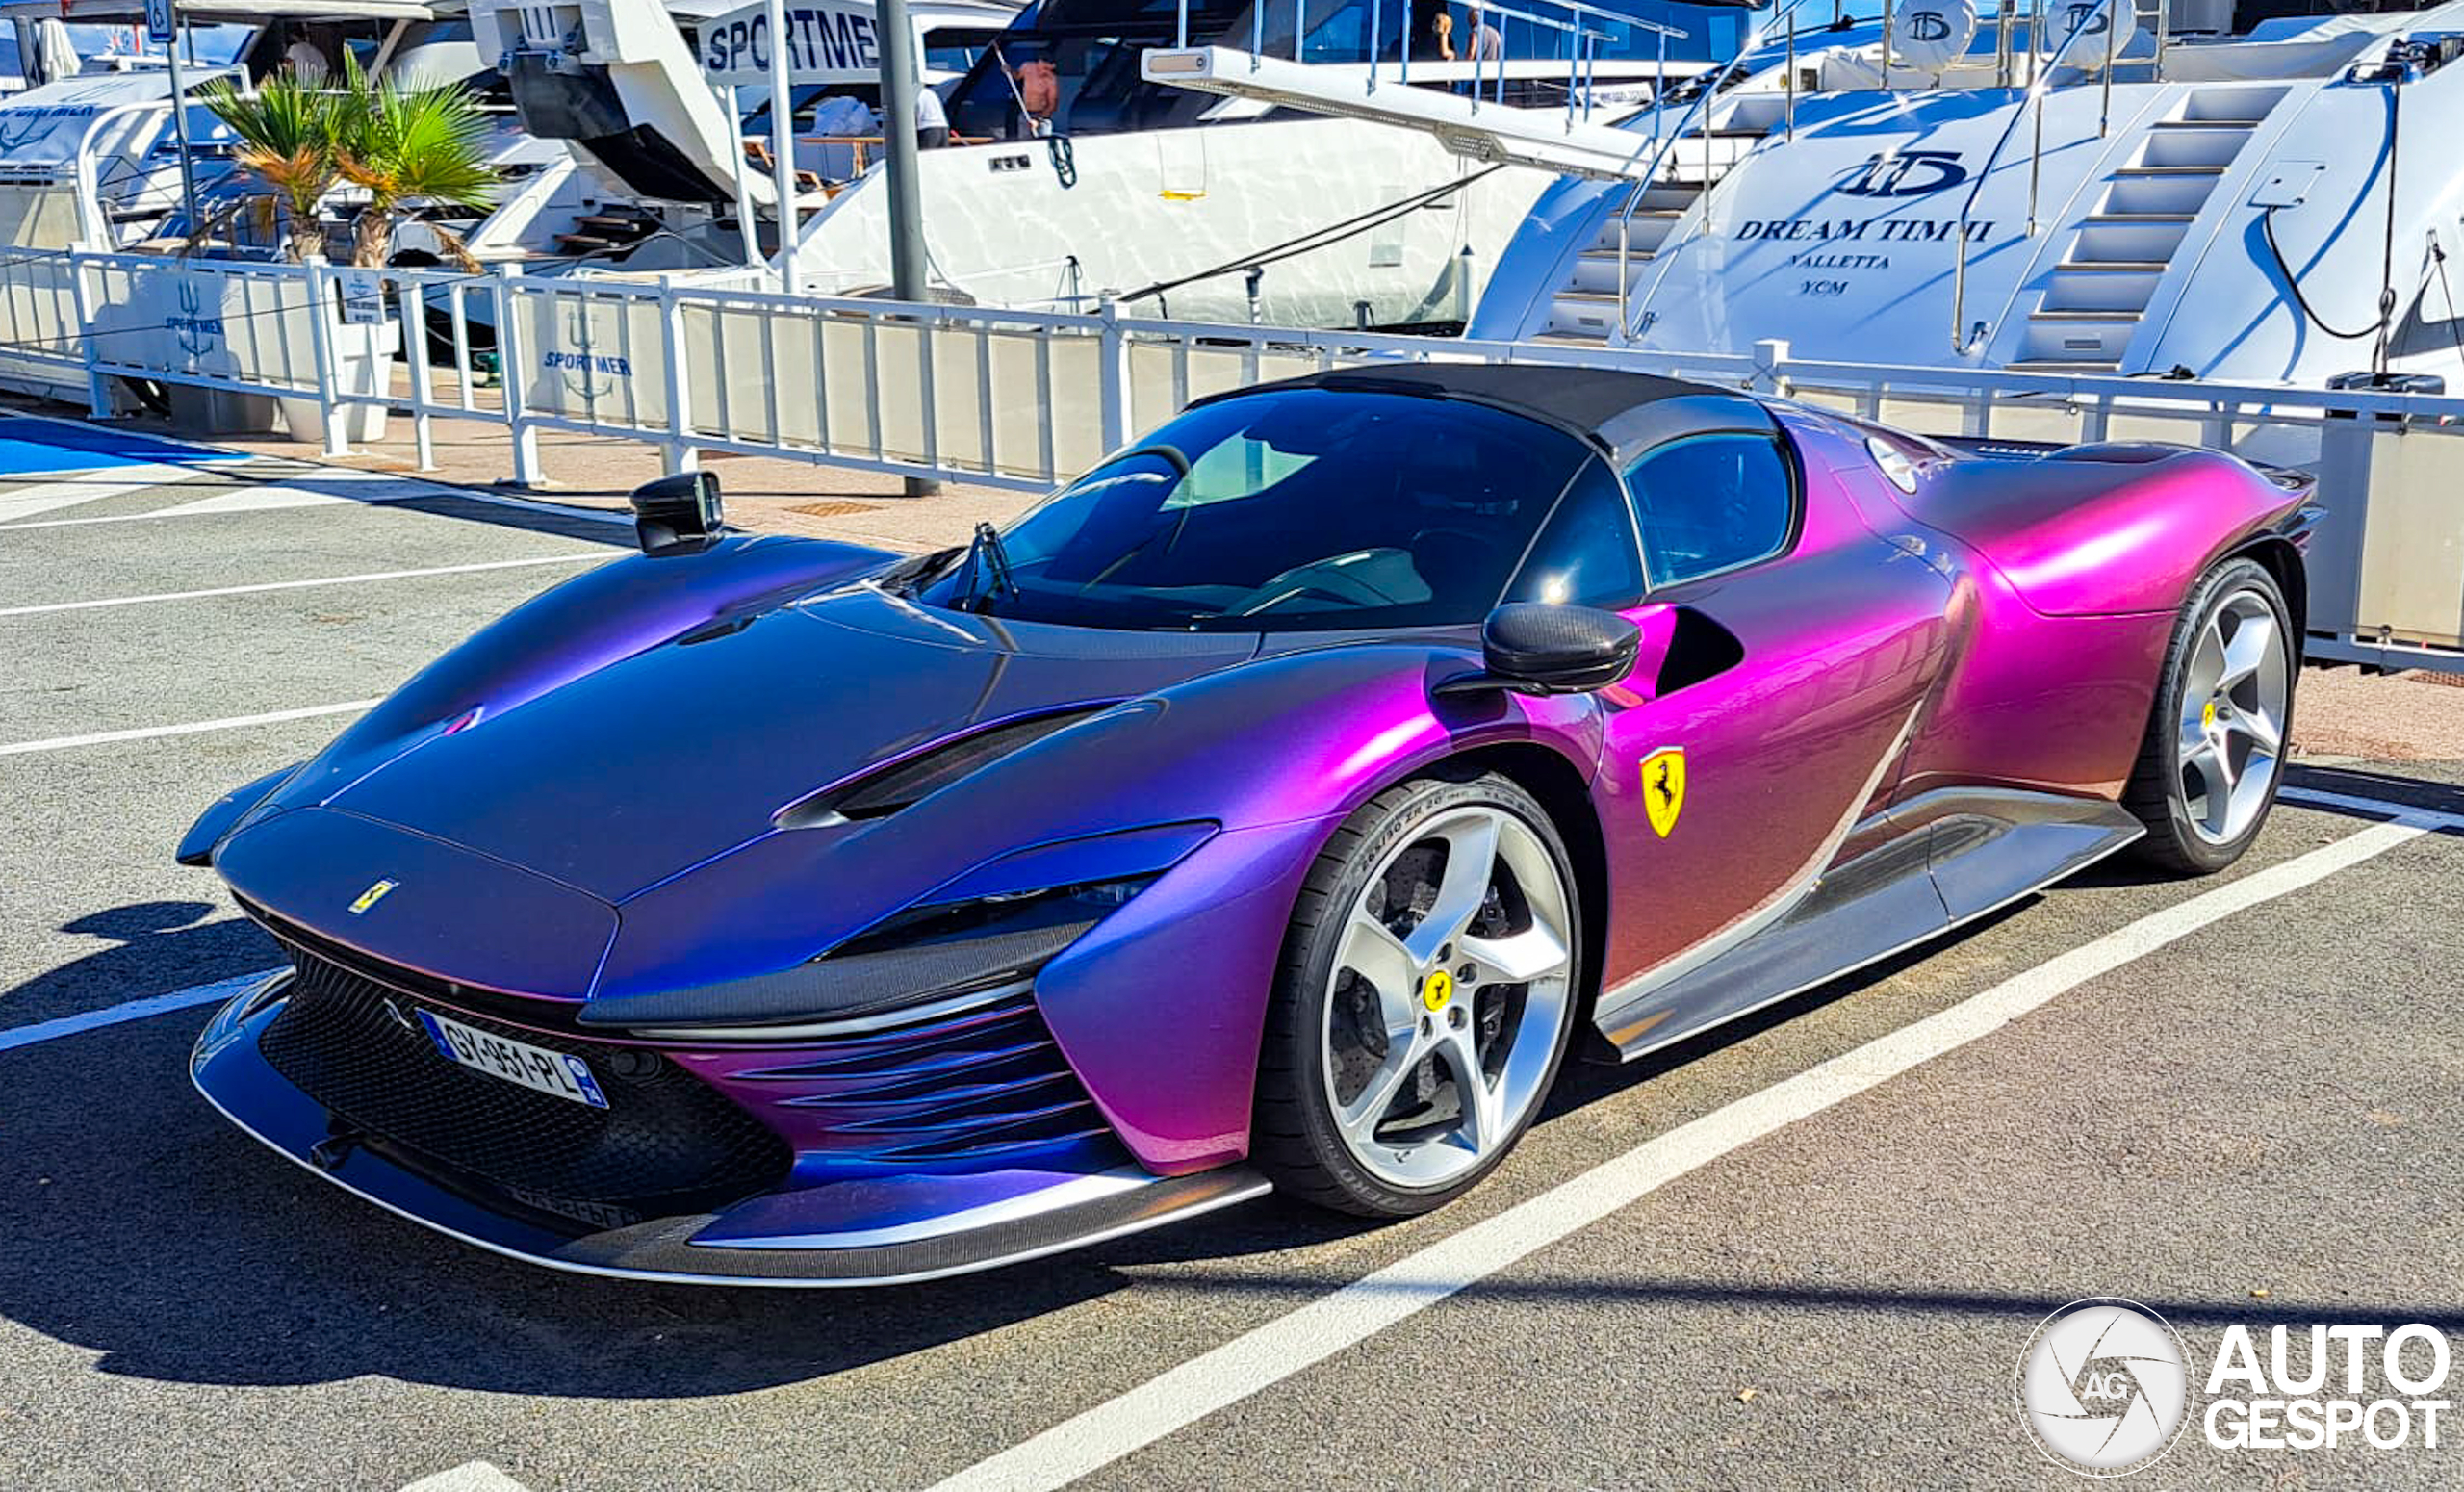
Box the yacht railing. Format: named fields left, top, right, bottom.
left=1175, top=0, right=1685, bottom=132
left=1947, top=0, right=2128, bottom=357
left=1613, top=0, right=1832, bottom=344
left=68, top=100, right=178, bottom=248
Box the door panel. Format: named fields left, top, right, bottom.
left=1593, top=538, right=1953, bottom=1010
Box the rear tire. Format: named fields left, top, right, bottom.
left=2122, top=556, right=2295, bottom=875
left=1251, top=770, right=1581, bottom=1218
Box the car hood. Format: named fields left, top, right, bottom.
left=318, top=585, right=1260, bottom=903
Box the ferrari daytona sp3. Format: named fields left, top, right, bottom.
left=183, top=365, right=2315, bottom=1284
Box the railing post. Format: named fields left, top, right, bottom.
left=2027, top=67, right=2047, bottom=234
left=2099, top=0, right=2118, bottom=136
left=658, top=276, right=699, bottom=476
left=2309, top=403, right=2376, bottom=644
left=299, top=255, right=349, bottom=458
left=67, top=247, right=109, bottom=419
left=1785, top=15, right=1797, bottom=141
left=1751, top=337, right=1792, bottom=398
left=398, top=275, right=436, bottom=472
left=1096, top=293, right=1131, bottom=452
left=1951, top=221, right=1972, bottom=354
left=1651, top=31, right=1663, bottom=140
left=494, top=262, right=544, bottom=489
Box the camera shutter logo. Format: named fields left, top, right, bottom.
left=2015, top=1298, right=2193, bottom=1477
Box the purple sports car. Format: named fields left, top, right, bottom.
left=182, top=367, right=2314, bottom=1284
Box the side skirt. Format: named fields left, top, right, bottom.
left=1593, top=788, right=2145, bottom=1060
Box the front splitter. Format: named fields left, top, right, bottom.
left=190, top=982, right=1270, bottom=1286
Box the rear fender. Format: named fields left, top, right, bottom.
left=1902, top=446, right=2303, bottom=617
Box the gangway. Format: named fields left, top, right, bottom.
left=1141, top=38, right=1701, bottom=183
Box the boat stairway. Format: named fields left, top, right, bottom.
left=1537, top=92, right=1789, bottom=346
left=2009, top=84, right=2289, bottom=372
left=553, top=208, right=665, bottom=258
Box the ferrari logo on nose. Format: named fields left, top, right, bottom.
left=1421, top=969, right=1454, bottom=1012
left=347, top=879, right=398, bottom=915
left=1642, top=747, right=1687, bottom=838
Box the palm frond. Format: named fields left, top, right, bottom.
left=196, top=66, right=344, bottom=258
left=333, top=52, right=501, bottom=214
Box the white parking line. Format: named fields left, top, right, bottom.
left=0, top=699, right=379, bottom=757
left=2281, top=783, right=2464, bottom=833
left=397, top=1462, right=534, bottom=1492
left=0, top=462, right=213, bottom=524
left=0, top=968, right=278, bottom=1054
left=0, top=473, right=635, bottom=531
left=0, top=553, right=606, bottom=618
left=932, top=810, right=2442, bottom=1492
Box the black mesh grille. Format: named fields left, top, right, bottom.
left=258, top=944, right=791, bottom=1231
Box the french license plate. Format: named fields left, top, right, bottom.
left=417, top=1009, right=608, bottom=1109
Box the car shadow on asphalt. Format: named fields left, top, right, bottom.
left=0, top=908, right=1376, bottom=1398
left=0, top=1012, right=1306, bottom=1396
left=2289, top=762, right=2464, bottom=833
left=1, top=903, right=279, bottom=1030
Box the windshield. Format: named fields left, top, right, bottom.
left=912, top=388, right=1595, bottom=631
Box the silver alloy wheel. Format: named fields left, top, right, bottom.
left=2177, top=586, right=2290, bottom=845
left=1320, top=804, right=1575, bottom=1190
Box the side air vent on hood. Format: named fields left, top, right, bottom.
left=776, top=707, right=1110, bottom=830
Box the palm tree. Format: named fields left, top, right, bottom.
left=194, top=65, right=344, bottom=262
left=331, top=53, right=501, bottom=270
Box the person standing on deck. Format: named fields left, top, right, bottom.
left=1464, top=4, right=1502, bottom=61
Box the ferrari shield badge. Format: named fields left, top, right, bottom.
left=347, top=879, right=398, bottom=915
left=1641, top=748, right=1686, bottom=838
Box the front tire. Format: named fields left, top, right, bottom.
left=1252, top=771, right=1581, bottom=1217
left=2123, top=556, right=2295, bottom=874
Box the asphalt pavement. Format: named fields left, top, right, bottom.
left=3, top=412, right=2460, bottom=1492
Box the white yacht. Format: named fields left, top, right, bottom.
left=470, top=0, right=1726, bottom=327
left=1156, top=0, right=2464, bottom=386
left=0, top=1, right=576, bottom=256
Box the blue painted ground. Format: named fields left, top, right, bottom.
left=0, top=417, right=221, bottom=477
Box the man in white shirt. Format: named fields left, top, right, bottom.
left=915, top=83, right=950, bottom=149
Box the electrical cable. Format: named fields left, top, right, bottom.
left=2264, top=80, right=2402, bottom=348
left=1117, top=164, right=1506, bottom=306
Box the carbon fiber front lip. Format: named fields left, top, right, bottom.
left=190, top=986, right=1270, bottom=1286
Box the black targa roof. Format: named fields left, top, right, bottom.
left=1195, top=364, right=1779, bottom=468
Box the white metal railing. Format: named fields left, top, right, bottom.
left=1611, top=0, right=1838, bottom=342
left=0, top=246, right=2458, bottom=671
left=1175, top=0, right=1687, bottom=131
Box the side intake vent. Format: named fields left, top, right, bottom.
left=777, top=707, right=1108, bottom=829
left=1656, top=606, right=1744, bottom=698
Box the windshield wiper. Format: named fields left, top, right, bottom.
left=876, top=544, right=963, bottom=597
left=958, top=521, right=1020, bottom=612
